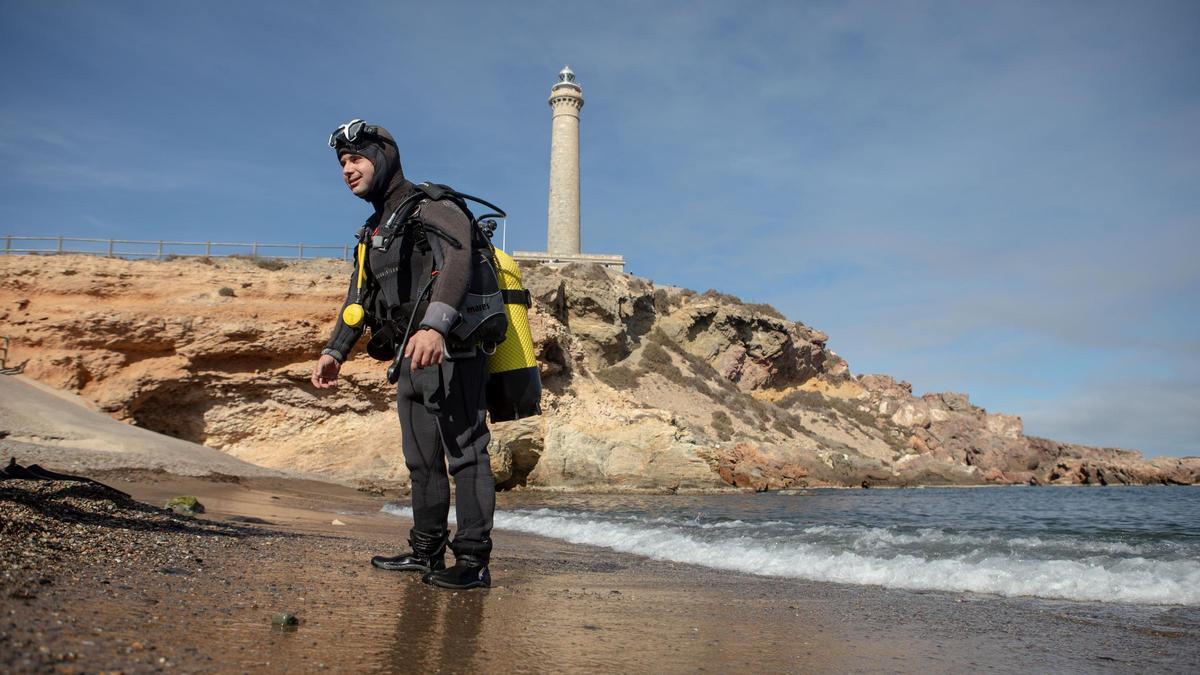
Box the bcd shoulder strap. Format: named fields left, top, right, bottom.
left=411, top=181, right=507, bottom=248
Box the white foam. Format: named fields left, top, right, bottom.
left=381, top=504, right=1200, bottom=606
left=800, top=525, right=1152, bottom=556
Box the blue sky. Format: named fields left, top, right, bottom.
left=1, top=1, right=1196, bottom=457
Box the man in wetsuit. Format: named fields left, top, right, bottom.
left=310, top=119, right=494, bottom=590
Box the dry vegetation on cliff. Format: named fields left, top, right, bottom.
left=1, top=254, right=1195, bottom=490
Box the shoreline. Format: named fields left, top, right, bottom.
left=404, top=481, right=1200, bottom=496
left=3, top=471, right=1197, bottom=672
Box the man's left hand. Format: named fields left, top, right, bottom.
left=405, top=328, right=445, bottom=371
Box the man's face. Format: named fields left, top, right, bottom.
left=340, top=153, right=374, bottom=196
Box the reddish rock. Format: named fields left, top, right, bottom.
left=981, top=467, right=1006, bottom=482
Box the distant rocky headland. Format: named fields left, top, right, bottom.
left=2, top=254, right=1195, bottom=490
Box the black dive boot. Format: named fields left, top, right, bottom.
left=370, top=530, right=447, bottom=573
left=424, top=554, right=491, bottom=590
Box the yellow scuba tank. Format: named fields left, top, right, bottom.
left=486, top=247, right=541, bottom=421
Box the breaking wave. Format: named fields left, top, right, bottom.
left=382, top=504, right=1200, bottom=606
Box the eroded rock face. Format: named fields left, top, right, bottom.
left=717, top=442, right=815, bottom=491
left=2, top=254, right=1194, bottom=490
left=657, top=294, right=830, bottom=392
left=891, top=401, right=931, bottom=429
left=986, top=414, right=1023, bottom=439
left=529, top=417, right=722, bottom=492
left=488, top=417, right=543, bottom=489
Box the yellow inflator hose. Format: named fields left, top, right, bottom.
left=341, top=241, right=367, bottom=327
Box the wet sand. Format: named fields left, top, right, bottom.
left=3, top=472, right=1197, bottom=673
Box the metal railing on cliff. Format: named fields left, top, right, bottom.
left=1, top=235, right=353, bottom=261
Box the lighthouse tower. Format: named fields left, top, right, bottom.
left=514, top=67, right=625, bottom=271
left=547, top=65, right=584, bottom=255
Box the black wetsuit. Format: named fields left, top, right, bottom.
left=322, top=127, right=494, bottom=559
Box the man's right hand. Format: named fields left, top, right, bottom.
left=311, top=354, right=342, bottom=389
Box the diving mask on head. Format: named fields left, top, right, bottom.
left=328, top=118, right=396, bottom=152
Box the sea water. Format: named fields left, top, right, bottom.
left=383, top=486, right=1199, bottom=606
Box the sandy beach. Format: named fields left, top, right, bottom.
left=3, top=471, right=1196, bottom=674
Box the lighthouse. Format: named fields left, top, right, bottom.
left=514, top=66, right=625, bottom=271
left=547, top=65, right=584, bottom=256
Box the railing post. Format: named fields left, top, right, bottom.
left=343, top=244, right=349, bottom=259
left=157, top=241, right=163, bottom=260
left=206, top=241, right=211, bottom=257
left=57, top=236, right=63, bottom=254
left=251, top=242, right=258, bottom=257
left=107, top=239, right=114, bottom=257
left=4, top=235, right=10, bottom=255
left=298, top=243, right=304, bottom=259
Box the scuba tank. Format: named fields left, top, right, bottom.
left=486, top=246, right=541, bottom=421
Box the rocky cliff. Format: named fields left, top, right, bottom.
left=2, top=254, right=1195, bottom=490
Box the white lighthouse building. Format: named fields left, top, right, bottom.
left=514, top=66, right=625, bottom=271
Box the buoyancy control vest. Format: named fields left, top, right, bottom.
left=348, top=182, right=541, bottom=420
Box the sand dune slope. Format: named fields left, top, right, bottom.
left=0, top=374, right=285, bottom=478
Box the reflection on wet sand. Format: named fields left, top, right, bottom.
left=383, top=578, right=486, bottom=673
